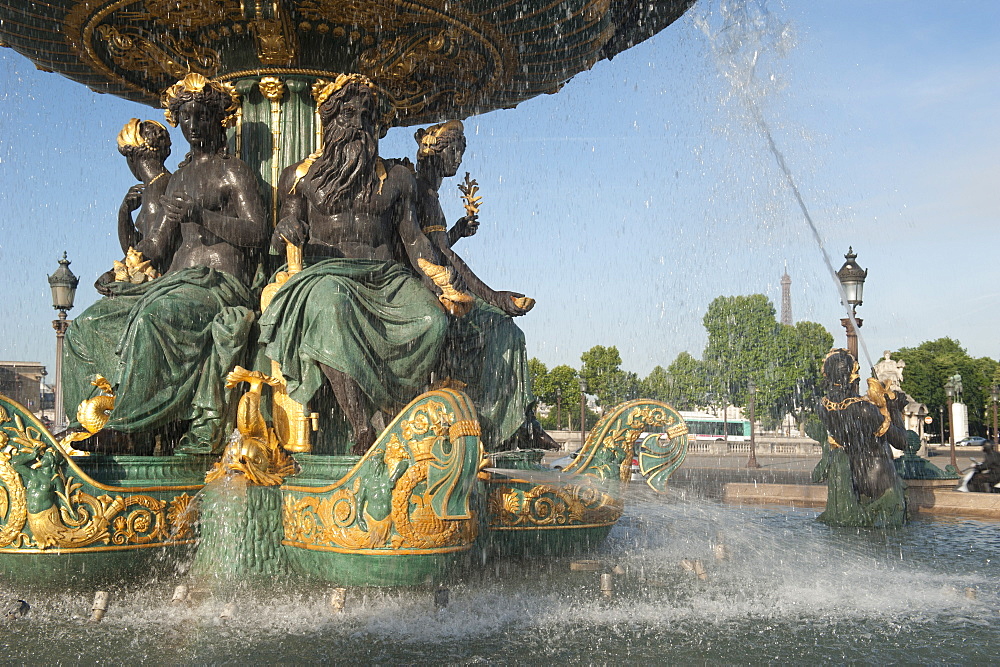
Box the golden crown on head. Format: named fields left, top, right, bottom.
left=416, top=119, right=464, bottom=157
left=312, top=73, right=377, bottom=108
left=162, top=73, right=241, bottom=128
left=117, top=118, right=167, bottom=151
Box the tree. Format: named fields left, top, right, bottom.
left=665, top=352, right=709, bottom=410
left=527, top=357, right=549, bottom=401
left=580, top=345, right=632, bottom=411
left=896, top=338, right=997, bottom=434
left=702, top=294, right=780, bottom=409
left=773, top=320, right=834, bottom=428
left=640, top=366, right=673, bottom=402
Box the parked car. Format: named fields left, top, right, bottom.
left=550, top=451, right=579, bottom=470
left=956, top=436, right=988, bottom=448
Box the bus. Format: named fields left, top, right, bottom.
left=678, top=411, right=752, bottom=442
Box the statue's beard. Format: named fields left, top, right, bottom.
left=305, top=122, right=378, bottom=211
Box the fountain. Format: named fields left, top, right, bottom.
left=0, top=0, right=694, bottom=587
left=1, top=0, right=998, bottom=660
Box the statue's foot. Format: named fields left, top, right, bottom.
left=351, top=427, right=377, bottom=456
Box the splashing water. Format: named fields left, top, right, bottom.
left=695, top=0, right=873, bottom=368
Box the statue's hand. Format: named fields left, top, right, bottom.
left=273, top=216, right=308, bottom=251
left=94, top=270, right=116, bottom=296
left=489, top=290, right=530, bottom=317
left=452, top=215, right=480, bottom=239
left=161, top=192, right=200, bottom=225
left=120, top=184, right=144, bottom=213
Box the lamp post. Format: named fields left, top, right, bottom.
left=577, top=376, right=587, bottom=449
left=836, top=247, right=867, bottom=361
left=991, top=385, right=998, bottom=446
left=944, top=378, right=956, bottom=469
left=48, top=252, right=79, bottom=430
left=746, top=380, right=760, bottom=469
left=556, top=387, right=562, bottom=431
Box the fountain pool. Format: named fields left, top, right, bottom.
left=3, top=489, right=997, bottom=663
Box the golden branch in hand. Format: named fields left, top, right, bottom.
left=458, top=172, right=482, bottom=218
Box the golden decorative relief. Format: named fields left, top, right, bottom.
left=0, top=413, right=195, bottom=550
left=283, top=396, right=480, bottom=552
left=486, top=481, right=623, bottom=530
left=205, top=367, right=297, bottom=486
left=94, top=24, right=220, bottom=81
left=258, top=76, right=286, bottom=104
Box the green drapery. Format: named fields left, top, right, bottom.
left=63, top=266, right=254, bottom=454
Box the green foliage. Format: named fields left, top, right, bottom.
left=527, top=358, right=549, bottom=401
left=665, top=351, right=709, bottom=410
left=895, top=337, right=997, bottom=433
left=639, top=366, right=673, bottom=402
left=580, top=345, right=637, bottom=410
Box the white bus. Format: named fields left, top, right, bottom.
left=678, top=411, right=752, bottom=442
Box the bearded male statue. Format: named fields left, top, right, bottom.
left=259, top=74, right=470, bottom=455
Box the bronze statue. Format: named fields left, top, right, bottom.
left=63, top=74, right=268, bottom=455
left=115, top=119, right=172, bottom=258
left=814, top=349, right=908, bottom=526
left=410, top=120, right=557, bottom=450
left=260, top=74, right=470, bottom=455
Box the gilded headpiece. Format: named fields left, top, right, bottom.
left=312, top=73, right=377, bottom=108
left=117, top=118, right=166, bottom=151
left=162, top=73, right=240, bottom=128
left=823, top=348, right=860, bottom=385
left=416, top=120, right=465, bottom=157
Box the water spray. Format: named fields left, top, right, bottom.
left=433, top=586, right=449, bottom=609
left=600, top=573, right=615, bottom=599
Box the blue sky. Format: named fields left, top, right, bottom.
left=1, top=0, right=998, bottom=380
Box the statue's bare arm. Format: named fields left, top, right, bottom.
left=428, top=231, right=528, bottom=317
left=272, top=164, right=308, bottom=250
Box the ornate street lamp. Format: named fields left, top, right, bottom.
left=944, top=378, right=956, bottom=469
left=746, top=380, right=760, bottom=469
left=556, top=387, right=562, bottom=431
left=836, top=247, right=867, bottom=361
left=577, top=376, right=587, bottom=450
left=991, top=385, right=998, bottom=445
left=48, top=252, right=79, bottom=430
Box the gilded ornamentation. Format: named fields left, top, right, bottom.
left=417, top=258, right=474, bottom=317
left=72, top=376, right=116, bottom=436
left=94, top=24, right=220, bottom=81
left=457, top=172, right=482, bottom=217
left=486, top=480, right=623, bottom=529
left=113, top=247, right=160, bottom=284
left=283, top=390, right=482, bottom=552
left=205, top=367, right=297, bottom=486
left=0, top=408, right=196, bottom=550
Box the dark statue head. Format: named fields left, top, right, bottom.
left=161, top=74, right=239, bottom=164
left=306, top=74, right=380, bottom=208
left=823, top=348, right=860, bottom=395
left=116, top=118, right=171, bottom=163
left=415, top=120, right=466, bottom=177
left=162, top=73, right=240, bottom=130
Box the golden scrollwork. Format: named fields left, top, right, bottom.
left=0, top=414, right=194, bottom=549
left=94, top=24, right=220, bottom=81
left=283, top=395, right=480, bottom=552
left=486, top=481, right=623, bottom=530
